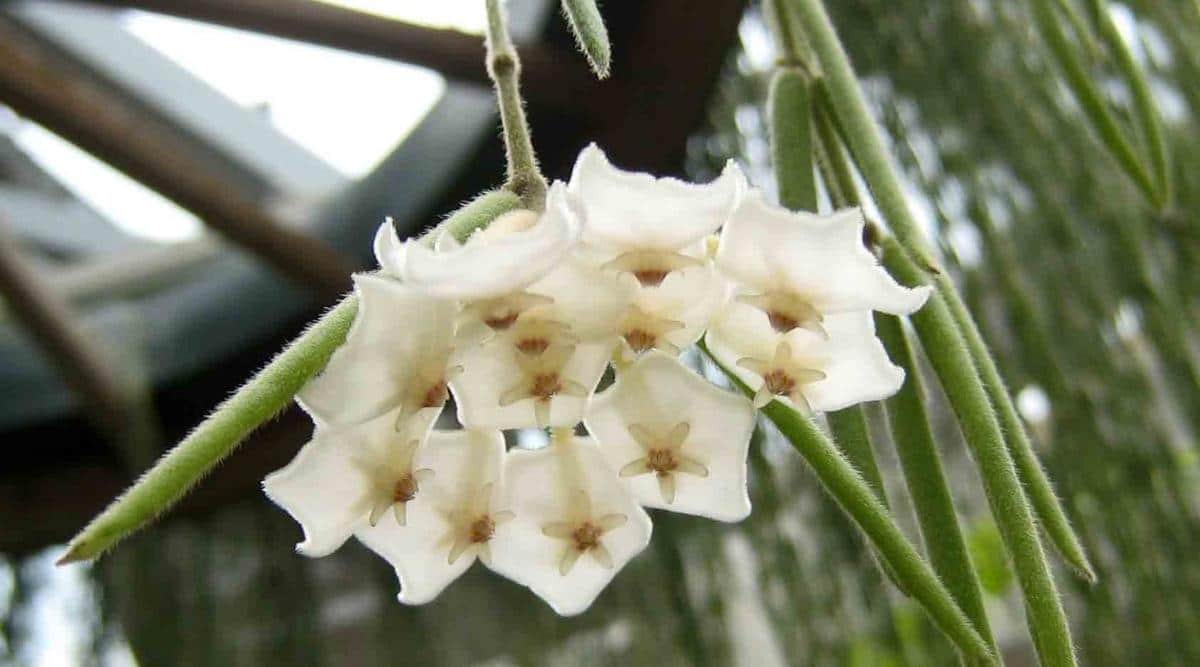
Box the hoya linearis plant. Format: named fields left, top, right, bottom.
left=53, top=0, right=1200, bottom=663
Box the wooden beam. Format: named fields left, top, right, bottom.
left=73, top=0, right=592, bottom=110
left=0, top=18, right=354, bottom=298
left=0, top=217, right=156, bottom=467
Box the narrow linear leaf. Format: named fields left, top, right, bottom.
left=881, top=239, right=1078, bottom=667
left=561, top=0, right=612, bottom=79
left=934, top=271, right=1097, bottom=583
left=1085, top=0, right=1172, bottom=203
left=769, top=67, right=817, bottom=211
left=877, top=313, right=998, bottom=652
left=1029, top=0, right=1163, bottom=207
left=59, top=295, right=360, bottom=564
left=699, top=340, right=996, bottom=666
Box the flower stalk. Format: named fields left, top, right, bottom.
left=485, top=0, right=548, bottom=211
left=699, top=339, right=996, bottom=666
left=560, top=0, right=612, bottom=79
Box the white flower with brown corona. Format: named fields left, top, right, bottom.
left=265, top=416, right=514, bottom=604
left=586, top=351, right=756, bottom=521
left=298, top=274, right=457, bottom=430
left=487, top=430, right=653, bottom=616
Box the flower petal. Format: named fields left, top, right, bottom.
left=297, top=274, right=456, bottom=428
left=355, top=430, right=506, bottom=605
left=569, top=143, right=745, bottom=251
left=450, top=340, right=614, bottom=430
left=586, top=351, right=755, bottom=521
left=488, top=436, right=653, bottom=615
left=263, top=408, right=420, bottom=557
left=526, top=248, right=634, bottom=341
left=399, top=181, right=582, bottom=300
left=716, top=190, right=931, bottom=315
left=373, top=220, right=407, bottom=276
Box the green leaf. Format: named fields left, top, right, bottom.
left=561, top=0, right=612, bottom=79
left=769, top=67, right=817, bottom=211
left=877, top=313, right=997, bottom=651
left=699, top=339, right=996, bottom=666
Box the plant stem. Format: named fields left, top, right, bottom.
left=700, top=340, right=996, bottom=666
left=876, top=313, right=998, bottom=653
left=560, top=0, right=611, bottom=78
left=485, top=0, right=547, bottom=210
left=59, top=295, right=360, bottom=564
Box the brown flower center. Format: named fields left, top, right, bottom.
left=484, top=312, right=519, bottom=330
left=531, top=373, right=562, bottom=400
left=571, top=522, right=603, bottom=552
left=763, top=369, right=796, bottom=396
left=623, top=329, right=657, bottom=352
left=766, top=310, right=800, bottom=333
left=632, top=269, right=669, bottom=287
left=393, top=473, right=419, bottom=503
left=469, top=515, right=496, bottom=544
left=646, top=448, right=678, bottom=475
left=515, top=337, right=551, bottom=355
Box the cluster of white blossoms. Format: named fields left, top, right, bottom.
left=263, top=144, right=930, bottom=615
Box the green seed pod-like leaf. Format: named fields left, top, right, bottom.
left=58, top=295, right=360, bottom=564
left=561, top=0, right=612, bottom=79
left=769, top=67, right=817, bottom=212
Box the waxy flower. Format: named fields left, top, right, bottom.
left=707, top=310, right=905, bottom=414
left=298, top=274, right=457, bottom=429
left=356, top=429, right=512, bottom=604
left=391, top=182, right=582, bottom=301
left=716, top=190, right=930, bottom=337
left=265, top=418, right=514, bottom=604
left=488, top=431, right=653, bottom=615
left=587, top=351, right=756, bottom=521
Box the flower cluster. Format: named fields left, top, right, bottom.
left=264, top=144, right=930, bottom=615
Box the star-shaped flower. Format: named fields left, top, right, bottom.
left=586, top=351, right=756, bottom=521
left=706, top=309, right=906, bottom=414
left=297, top=274, right=457, bottom=430
left=715, top=190, right=931, bottom=332
left=355, top=429, right=513, bottom=605
left=488, top=432, right=653, bottom=615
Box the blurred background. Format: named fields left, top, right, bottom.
left=1, top=0, right=1198, bottom=665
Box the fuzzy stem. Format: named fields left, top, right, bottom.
left=485, top=0, right=547, bottom=210
left=769, top=67, right=817, bottom=212
left=700, top=340, right=996, bottom=666
left=58, top=295, right=359, bottom=564
left=876, top=313, right=998, bottom=654
left=881, top=240, right=1078, bottom=667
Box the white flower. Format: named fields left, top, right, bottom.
left=611, top=263, right=729, bottom=359
left=706, top=309, right=905, bottom=414
left=262, top=408, right=439, bottom=558
left=716, top=190, right=931, bottom=337
left=569, top=143, right=745, bottom=253
left=393, top=182, right=583, bottom=301
left=586, top=351, right=756, bottom=521
left=298, top=274, right=457, bottom=429
left=450, top=338, right=614, bottom=429
left=356, top=429, right=514, bottom=605
left=373, top=219, right=406, bottom=277
left=488, top=431, right=653, bottom=615
left=265, top=420, right=513, bottom=604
